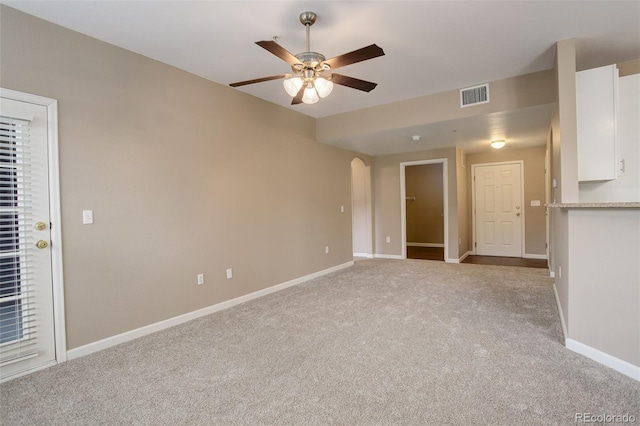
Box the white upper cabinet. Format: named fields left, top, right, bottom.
left=576, top=64, right=619, bottom=182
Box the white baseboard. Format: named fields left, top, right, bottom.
left=566, top=339, right=640, bottom=381
left=373, top=254, right=404, bottom=260
left=353, top=253, right=374, bottom=258
left=407, top=242, right=444, bottom=248
left=458, top=250, right=471, bottom=262
left=523, top=253, right=547, bottom=260
left=67, top=261, right=354, bottom=361
left=552, top=284, right=567, bottom=341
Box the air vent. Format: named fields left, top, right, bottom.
left=460, top=83, right=490, bottom=108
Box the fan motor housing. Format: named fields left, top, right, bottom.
left=294, top=52, right=326, bottom=68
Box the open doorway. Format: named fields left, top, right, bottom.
left=400, top=159, right=448, bottom=261
left=351, top=158, right=373, bottom=258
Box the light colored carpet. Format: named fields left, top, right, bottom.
left=1, top=259, right=639, bottom=425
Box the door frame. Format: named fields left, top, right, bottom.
left=400, top=159, right=448, bottom=261
left=0, top=88, right=66, bottom=379
left=471, top=160, right=525, bottom=257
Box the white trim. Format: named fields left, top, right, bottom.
left=373, top=254, right=404, bottom=260
left=0, top=88, right=66, bottom=364
left=523, top=253, right=548, bottom=260
left=0, top=360, right=58, bottom=383
left=407, top=242, right=444, bottom=248
left=400, top=159, right=448, bottom=261
left=458, top=250, right=472, bottom=263
left=552, top=284, right=567, bottom=341
left=445, top=250, right=471, bottom=264
left=353, top=253, right=374, bottom=258
left=472, top=161, right=525, bottom=258
left=566, top=339, right=640, bottom=381
left=67, top=261, right=354, bottom=360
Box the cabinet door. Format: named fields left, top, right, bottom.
left=576, top=64, right=618, bottom=182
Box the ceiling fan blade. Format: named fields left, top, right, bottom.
left=256, top=40, right=301, bottom=66
left=229, top=74, right=289, bottom=87
left=291, top=84, right=305, bottom=105
left=331, top=73, right=378, bottom=92
left=324, top=44, right=385, bottom=70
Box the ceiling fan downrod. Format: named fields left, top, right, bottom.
left=293, top=12, right=328, bottom=76
left=299, top=11, right=316, bottom=53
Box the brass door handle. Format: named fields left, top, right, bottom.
left=516, top=212, right=521, bottom=217
left=34, top=222, right=47, bottom=231
left=35, top=240, right=49, bottom=249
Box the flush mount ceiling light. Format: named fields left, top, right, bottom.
left=411, top=135, right=421, bottom=141
left=229, top=11, right=385, bottom=105
left=491, top=140, right=506, bottom=149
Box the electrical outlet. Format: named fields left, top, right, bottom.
left=340, top=205, right=344, bottom=213
left=325, top=246, right=329, bottom=254
left=197, top=273, right=204, bottom=285
left=386, top=236, right=391, bottom=243
left=226, top=268, right=233, bottom=279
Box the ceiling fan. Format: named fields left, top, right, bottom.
left=229, top=11, right=385, bottom=105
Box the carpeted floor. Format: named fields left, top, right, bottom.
left=1, top=259, right=638, bottom=425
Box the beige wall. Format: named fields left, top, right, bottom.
left=405, top=164, right=444, bottom=245
left=373, top=148, right=459, bottom=260
left=568, top=209, right=640, bottom=366
left=556, top=39, right=580, bottom=204
left=0, top=6, right=359, bottom=349
left=549, top=40, right=575, bottom=335
left=317, top=70, right=555, bottom=147
left=467, top=146, right=547, bottom=256
left=456, top=148, right=470, bottom=256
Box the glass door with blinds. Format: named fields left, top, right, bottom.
left=0, top=97, right=56, bottom=380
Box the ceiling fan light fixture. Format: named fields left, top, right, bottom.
left=491, top=140, right=506, bottom=149
left=302, top=84, right=319, bottom=104
left=314, top=77, right=334, bottom=98
left=283, top=76, right=303, bottom=97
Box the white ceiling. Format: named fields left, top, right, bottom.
left=4, top=1, right=640, bottom=154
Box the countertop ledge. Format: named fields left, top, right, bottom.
left=546, top=202, right=640, bottom=208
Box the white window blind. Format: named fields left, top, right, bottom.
left=0, top=115, right=38, bottom=366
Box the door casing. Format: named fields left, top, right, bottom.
left=0, top=88, right=66, bottom=382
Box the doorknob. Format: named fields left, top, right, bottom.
left=35, top=240, right=49, bottom=249
left=516, top=212, right=521, bottom=217
left=34, top=222, right=47, bottom=231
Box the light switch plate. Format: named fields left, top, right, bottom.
left=531, top=200, right=541, bottom=207
left=82, top=210, right=93, bottom=224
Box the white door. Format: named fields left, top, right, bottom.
left=474, top=163, right=523, bottom=257
left=0, top=97, right=56, bottom=380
